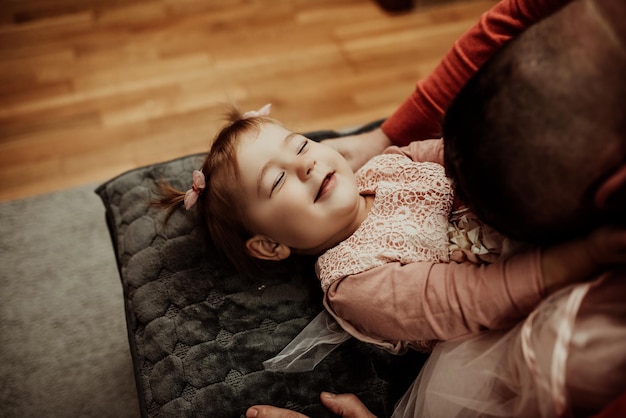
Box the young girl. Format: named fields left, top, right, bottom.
left=155, top=104, right=626, bottom=358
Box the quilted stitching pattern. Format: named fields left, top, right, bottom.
left=96, top=124, right=427, bottom=418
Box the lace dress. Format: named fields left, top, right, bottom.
left=317, top=153, right=454, bottom=293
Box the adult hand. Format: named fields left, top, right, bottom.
left=541, top=227, right=626, bottom=295
left=583, top=226, right=626, bottom=266
left=322, top=128, right=392, bottom=171
left=246, top=392, right=377, bottom=418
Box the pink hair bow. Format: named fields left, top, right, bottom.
left=242, top=103, right=272, bottom=119
left=184, top=170, right=206, bottom=210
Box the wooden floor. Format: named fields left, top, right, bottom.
left=0, top=0, right=496, bottom=202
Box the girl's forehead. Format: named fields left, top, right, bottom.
left=256, top=121, right=290, bottom=138
left=238, top=123, right=292, bottom=155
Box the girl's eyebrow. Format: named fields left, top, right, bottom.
left=256, top=132, right=299, bottom=197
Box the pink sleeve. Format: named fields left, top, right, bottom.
left=381, top=0, right=570, bottom=145
left=383, top=139, right=444, bottom=165
left=324, top=249, right=545, bottom=342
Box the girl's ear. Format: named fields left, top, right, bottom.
left=595, top=164, right=626, bottom=210
left=245, top=235, right=291, bottom=261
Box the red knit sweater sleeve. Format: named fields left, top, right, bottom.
left=381, top=0, right=570, bottom=146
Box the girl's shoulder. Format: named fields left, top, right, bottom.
left=356, top=153, right=446, bottom=194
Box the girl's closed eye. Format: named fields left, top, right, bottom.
left=298, top=139, right=308, bottom=154
left=270, top=172, right=285, bottom=196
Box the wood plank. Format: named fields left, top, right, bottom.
left=0, top=0, right=497, bottom=202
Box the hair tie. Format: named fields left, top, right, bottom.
left=184, top=170, right=206, bottom=210
left=242, top=103, right=272, bottom=119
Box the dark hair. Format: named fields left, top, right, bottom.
left=443, top=0, right=626, bottom=244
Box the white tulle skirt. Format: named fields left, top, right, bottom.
left=393, top=271, right=626, bottom=418
left=263, top=310, right=353, bottom=373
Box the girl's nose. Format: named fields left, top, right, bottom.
left=297, top=157, right=315, bottom=180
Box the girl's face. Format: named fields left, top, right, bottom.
left=237, top=122, right=364, bottom=255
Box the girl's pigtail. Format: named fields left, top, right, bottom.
left=153, top=169, right=206, bottom=223
left=151, top=181, right=188, bottom=223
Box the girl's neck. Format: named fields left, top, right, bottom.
left=359, top=193, right=375, bottom=224
left=298, top=193, right=375, bottom=257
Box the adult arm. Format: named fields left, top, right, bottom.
left=383, top=0, right=572, bottom=145
left=322, top=129, right=443, bottom=173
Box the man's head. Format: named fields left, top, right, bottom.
left=443, top=0, right=626, bottom=244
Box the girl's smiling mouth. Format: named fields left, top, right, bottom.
left=315, top=172, right=336, bottom=202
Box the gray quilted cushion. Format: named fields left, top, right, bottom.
left=95, top=122, right=427, bottom=418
